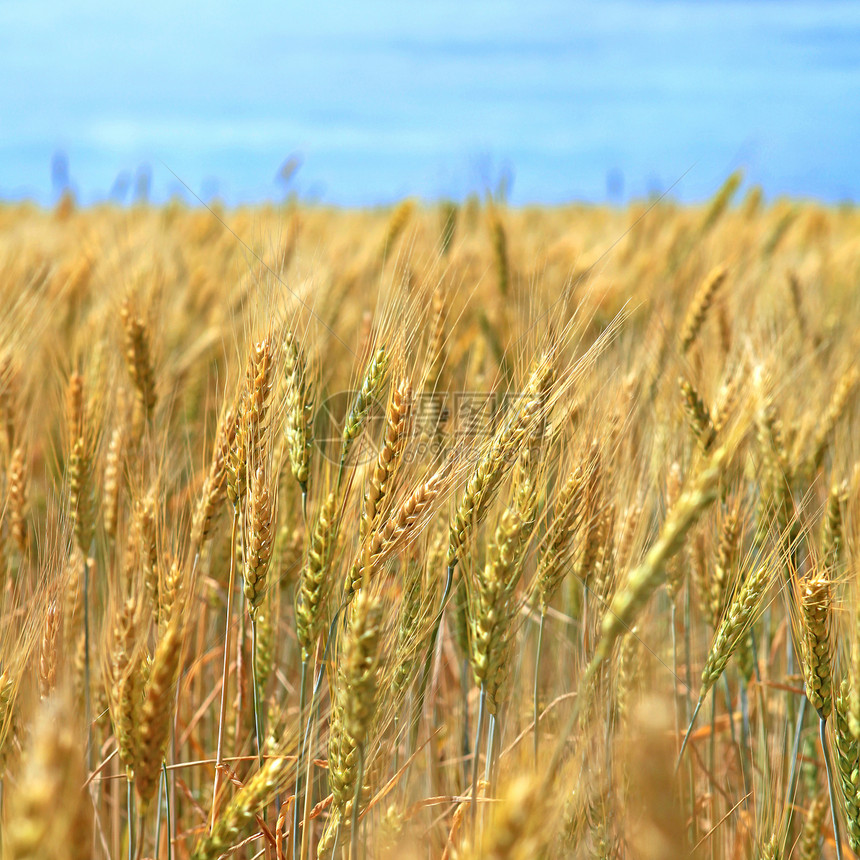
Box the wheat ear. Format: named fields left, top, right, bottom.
left=677, top=563, right=774, bottom=762
left=5, top=697, right=93, bottom=860
left=340, top=346, right=389, bottom=477
left=594, top=445, right=726, bottom=664
left=283, top=330, right=314, bottom=508
left=360, top=377, right=412, bottom=541
left=320, top=590, right=384, bottom=860
left=680, top=264, right=727, bottom=353
left=120, top=297, right=157, bottom=422
left=835, top=679, right=860, bottom=853
left=192, top=753, right=292, bottom=860
left=135, top=614, right=184, bottom=809
left=448, top=356, right=554, bottom=570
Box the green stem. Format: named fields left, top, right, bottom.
left=483, top=711, right=497, bottom=843
left=819, top=716, right=844, bottom=860
left=723, top=675, right=737, bottom=748
left=350, top=743, right=366, bottom=860
left=580, top=588, right=588, bottom=656
left=784, top=695, right=807, bottom=829
left=336, top=458, right=346, bottom=496
left=684, top=585, right=694, bottom=716
left=83, top=551, right=92, bottom=770
left=671, top=601, right=680, bottom=750
left=676, top=698, right=703, bottom=769
left=127, top=776, right=135, bottom=860
left=163, top=761, right=173, bottom=860
left=300, top=608, right=342, bottom=860
left=393, top=711, right=400, bottom=775
left=683, top=586, right=696, bottom=847
left=155, top=768, right=163, bottom=857
left=738, top=683, right=752, bottom=803
left=330, top=817, right=342, bottom=860
left=299, top=699, right=318, bottom=860
left=292, top=658, right=308, bottom=860
left=471, top=683, right=486, bottom=848
left=709, top=691, right=716, bottom=860
left=533, top=610, right=545, bottom=767
left=461, top=657, right=471, bottom=789
left=251, top=617, right=264, bottom=770
left=211, top=511, right=238, bottom=831
left=235, top=542, right=247, bottom=745
left=411, top=564, right=455, bottom=752
left=485, top=712, right=496, bottom=787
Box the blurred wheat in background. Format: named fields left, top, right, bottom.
left=0, top=175, right=859, bottom=858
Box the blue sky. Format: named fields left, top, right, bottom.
left=1, top=1, right=858, bottom=205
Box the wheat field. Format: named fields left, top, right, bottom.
left=0, top=177, right=859, bottom=858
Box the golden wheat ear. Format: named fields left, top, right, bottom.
left=243, top=463, right=274, bottom=619
left=283, top=330, right=314, bottom=508
left=360, top=377, right=412, bottom=541
left=5, top=694, right=93, bottom=858
left=135, top=613, right=184, bottom=809
left=120, top=296, right=157, bottom=423
left=680, top=264, right=727, bottom=354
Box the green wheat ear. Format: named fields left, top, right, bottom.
left=341, top=346, right=389, bottom=465
left=800, top=571, right=833, bottom=720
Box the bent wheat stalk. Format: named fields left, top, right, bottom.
left=678, top=564, right=774, bottom=763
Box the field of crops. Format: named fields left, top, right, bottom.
left=1, top=177, right=859, bottom=858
